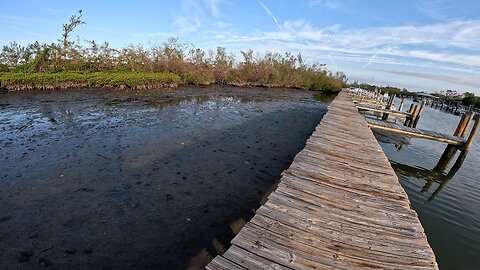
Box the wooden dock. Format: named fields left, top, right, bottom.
left=207, top=91, right=438, bottom=270
left=366, top=118, right=466, bottom=146
left=356, top=104, right=412, bottom=118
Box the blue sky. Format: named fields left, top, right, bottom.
left=1, top=0, right=479, bottom=94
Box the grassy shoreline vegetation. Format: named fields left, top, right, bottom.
left=0, top=11, right=347, bottom=93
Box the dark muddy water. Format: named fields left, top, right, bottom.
left=376, top=98, right=480, bottom=270
left=0, top=86, right=329, bottom=269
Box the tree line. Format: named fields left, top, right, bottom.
left=0, top=10, right=347, bottom=92
left=432, top=91, right=480, bottom=109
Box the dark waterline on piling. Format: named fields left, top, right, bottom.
left=377, top=98, right=480, bottom=270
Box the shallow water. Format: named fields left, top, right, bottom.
left=378, top=99, right=480, bottom=270
left=0, top=86, right=329, bottom=269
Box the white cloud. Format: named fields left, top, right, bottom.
left=45, top=8, right=61, bottom=14
left=203, top=0, right=222, bottom=17
left=172, top=0, right=226, bottom=34
left=361, top=54, right=378, bottom=68
left=212, top=21, right=231, bottom=29
left=0, top=14, right=58, bottom=26
left=309, top=0, right=350, bottom=12
left=192, top=17, right=480, bottom=91
left=416, top=0, right=450, bottom=20
left=382, top=70, right=480, bottom=88
left=206, top=18, right=480, bottom=68
left=259, top=1, right=282, bottom=30
left=408, top=50, right=480, bottom=67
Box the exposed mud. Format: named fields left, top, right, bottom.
left=0, top=86, right=329, bottom=269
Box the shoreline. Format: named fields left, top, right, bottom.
left=0, top=72, right=342, bottom=93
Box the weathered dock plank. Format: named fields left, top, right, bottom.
left=356, top=104, right=412, bottom=117
left=207, top=90, right=438, bottom=270
left=366, top=117, right=466, bottom=145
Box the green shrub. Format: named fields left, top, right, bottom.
left=0, top=64, right=10, bottom=72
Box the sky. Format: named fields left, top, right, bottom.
left=1, top=0, right=479, bottom=94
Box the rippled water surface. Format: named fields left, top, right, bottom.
left=377, top=99, right=480, bottom=270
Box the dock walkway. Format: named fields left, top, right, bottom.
left=356, top=104, right=412, bottom=117
left=366, top=117, right=466, bottom=146
left=207, top=91, right=438, bottom=270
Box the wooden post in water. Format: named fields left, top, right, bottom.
left=382, top=94, right=396, bottom=120
left=408, top=104, right=414, bottom=113
left=412, top=100, right=427, bottom=128
left=389, top=94, right=396, bottom=109
left=433, top=145, right=457, bottom=172
left=464, top=114, right=479, bottom=151
left=454, top=113, right=468, bottom=137
left=428, top=149, right=468, bottom=202
left=379, top=94, right=385, bottom=104
left=407, top=105, right=419, bottom=127
left=405, top=103, right=415, bottom=126
left=433, top=114, right=471, bottom=173
left=398, top=97, right=405, bottom=111
left=460, top=112, right=475, bottom=138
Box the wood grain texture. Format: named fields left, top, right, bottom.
left=207, top=90, right=438, bottom=270
left=366, top=117, right=466, bottom=145
left=356, top=104, right=412, bottom=117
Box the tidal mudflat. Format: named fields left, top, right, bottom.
left=0, top=86, right=329, bottom=269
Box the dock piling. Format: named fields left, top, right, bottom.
left=454, top=114, right=468, bottom=137
left=433, top=145, right=458, bottom=172
left=460, top=112, right=475, bottom=138
left=398, top=97, right=405, bottom=111
left=408, top=104, right=414, bottom=114
left=412, top=100, right=426, bottom=128
left=382, top=94, right=396, bottom=120
left=407, top=105, right=419, bottom=127
left=464, top=114, right=479, bottom=151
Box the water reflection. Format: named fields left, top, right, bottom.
left=375, top=98, right=480, bottom=270
left=390, top=145, right=468, bottom=201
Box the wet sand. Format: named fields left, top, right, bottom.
left=0, top=86, right=328, bottom=269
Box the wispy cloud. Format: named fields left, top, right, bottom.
left=212, top=21, right=231, bottom=29
left=45, top=8, right=61, bottom=14
left=259, top=1, right=282, bottom=30
left=203, top=0, right=222, bottom=17
left=172, top=0, right=226, bottom=34
left=416, top=0, right=449, bottom=20
left=208, top=18, right=480, bottom=68
left=327, top=51, right=338, bottom=69
left=172, top=0, right=203, bottom=34
left=361, top=54, right=378, bottom=68
left=382, top=70, right=480, bottom=88
left=0, top=14, right=58, bottom=26
left=194, top=16, right=480, bottom=91
left=309, top=0, right=350, bottom=12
